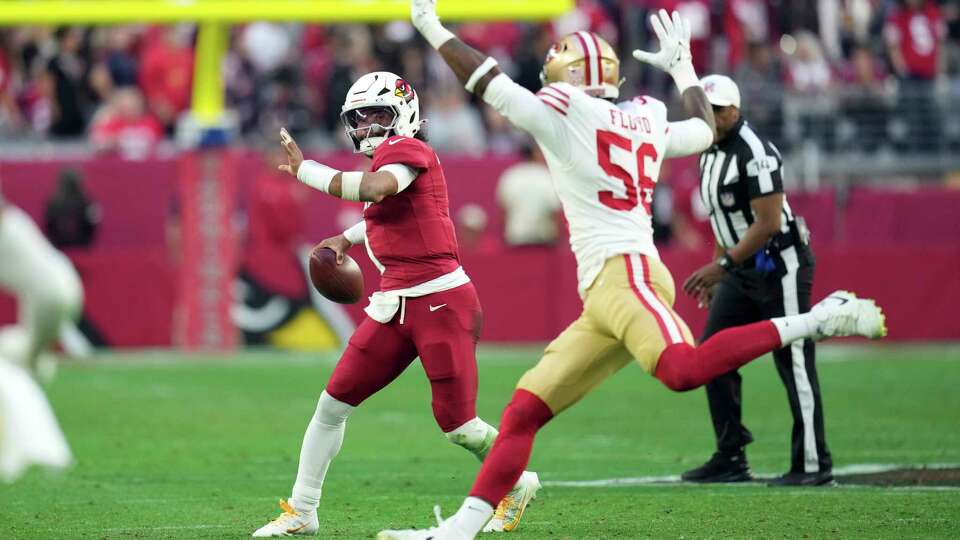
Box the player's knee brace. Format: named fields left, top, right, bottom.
left=315, top=391, right=354, bottom=427
left=445, top=417, right=498, bottom=460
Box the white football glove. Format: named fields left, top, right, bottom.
left=632, top=9, right=699, bottom=92
left=411, top=0, right=454, bottom=49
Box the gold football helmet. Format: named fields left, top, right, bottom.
left=540, top=31, right=621, bottom=99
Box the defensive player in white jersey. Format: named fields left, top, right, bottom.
left=377, top=3, right=887, bottom=539
left=0, top=187, right=79, bottom=482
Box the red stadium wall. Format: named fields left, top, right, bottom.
left=1, top=153, right=958, bottom=345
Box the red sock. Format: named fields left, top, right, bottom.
left=469, top=389, right=553, bottom=505
left=655, top=321, right=781, bottom=392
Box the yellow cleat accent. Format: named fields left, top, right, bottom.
left=252, top=498, right=318, bottom=537
left=485, top=471, right=541, bottom=533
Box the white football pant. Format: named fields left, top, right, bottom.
left=0, top=359, right=73, bottom=482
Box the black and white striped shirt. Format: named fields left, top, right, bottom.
left=698, top=118, right=796, bottom=250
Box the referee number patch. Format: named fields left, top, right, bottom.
left=746, top=156, right=778, bottom=176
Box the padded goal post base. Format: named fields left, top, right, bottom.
left=175, top=150, right=239, bottom=351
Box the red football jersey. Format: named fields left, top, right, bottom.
left=364, top=136, right=461, bottom=290
left=885, top=3, right=945, bottom=79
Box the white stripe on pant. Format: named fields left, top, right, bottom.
left=629, top=254, right=683, bottom=344
left=779, top=246, right=820, bottom=473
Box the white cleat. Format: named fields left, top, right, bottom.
left=252, top=499, right=319, bottom=537
left=377, top=506, right=471, bottom=540
left=810, top=290, right=887, bottom=340
left=482, top=471, right=541, bottom=533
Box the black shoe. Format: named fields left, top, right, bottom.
left=681, top=451, right=753, bottom=483
left=767, top=470, right=835, bottom=487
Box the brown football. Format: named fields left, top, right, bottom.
left=308, top=246, right=364, bottom=304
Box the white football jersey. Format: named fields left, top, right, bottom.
left=484, top=75, right=672, bottom=296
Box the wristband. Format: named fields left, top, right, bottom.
left=340, top=171, right=363, bottom=202
left=419, top=21, right=455, bottom=50
left=670, top=62, right=701, bottom=94
left=465, top=57, right=499, bottom=93
left=343, top=221, right=366, bottom=245
left=298, top=160, right=340, bottom=193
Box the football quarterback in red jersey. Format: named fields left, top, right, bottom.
left=252, top=72, right=540, bottom=537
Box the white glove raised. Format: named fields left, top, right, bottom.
left=632, top=9, right=699, bottom=93
left=411, top=0, right=454, bottom=49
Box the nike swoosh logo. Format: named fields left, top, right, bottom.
left=832, top=297, right=849, bottom=305
left=286, top=523, right=308, bottom=534
left=388, top=138, right=405, bottom=145
left=429, top=304, right=447, bottom=312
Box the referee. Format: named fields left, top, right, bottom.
left=679, top=75, right=833, bottom=486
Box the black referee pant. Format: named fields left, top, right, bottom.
left=701, top=244, right=832, bottom=474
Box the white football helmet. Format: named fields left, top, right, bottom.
left=340, top=71, right=422, bottom=156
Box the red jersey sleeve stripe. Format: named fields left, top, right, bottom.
left=538, top=97, right=568, bottom=116
left=538, top=92, right=568, bottom=111
left=536, top=88, right=569, bottom=107
left=545, top=84, right=570, bottom=99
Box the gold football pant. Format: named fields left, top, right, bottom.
left=517, top=254, right=694, bottom=413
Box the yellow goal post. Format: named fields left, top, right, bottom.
left=0, top=0, right=573, bottom=124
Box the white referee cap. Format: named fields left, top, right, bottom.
left=700, top=74, right=740, bottom=109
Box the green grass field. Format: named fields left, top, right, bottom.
left=2, top=344, right=959, bottom=539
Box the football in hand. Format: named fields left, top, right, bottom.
left=308, top=246, right=364, bottom=304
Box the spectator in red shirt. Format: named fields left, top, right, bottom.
left=90, top=87, right=163, bottom=159
left=139, top=25, right=194, bottom=132
left=885, top=0, right=946, bottom=80
left=884, top=0, right=945, bottom=153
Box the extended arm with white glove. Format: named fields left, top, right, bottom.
left=409, top=0, right=566, bottom=147
left=634, top=9, right=717, bottom=145
left=411, top=0, right=502, bottom=97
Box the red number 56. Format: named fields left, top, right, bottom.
left=596, top=129, right=658, bottom=213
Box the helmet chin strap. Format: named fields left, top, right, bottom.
left=359, top=135, right=387, bottom=155
left=352, top=120, right=396, bottom=155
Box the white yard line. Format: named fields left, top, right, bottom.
left=813, top=343, right=960, bottom=363
left=29, top=524, right=236, bottom=534
left=63, top=343, right=960, bottom=367
left=542, top=462, right=960, bottom=490
left=100, top=524, right=233, bottom=532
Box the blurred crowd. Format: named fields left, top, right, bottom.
left=1, top=0, right=959, bottom=158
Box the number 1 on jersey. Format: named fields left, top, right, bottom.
left=596, top=129, right=657, bottom=213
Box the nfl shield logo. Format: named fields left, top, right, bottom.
left=721, top=192, right=736, bottom=207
